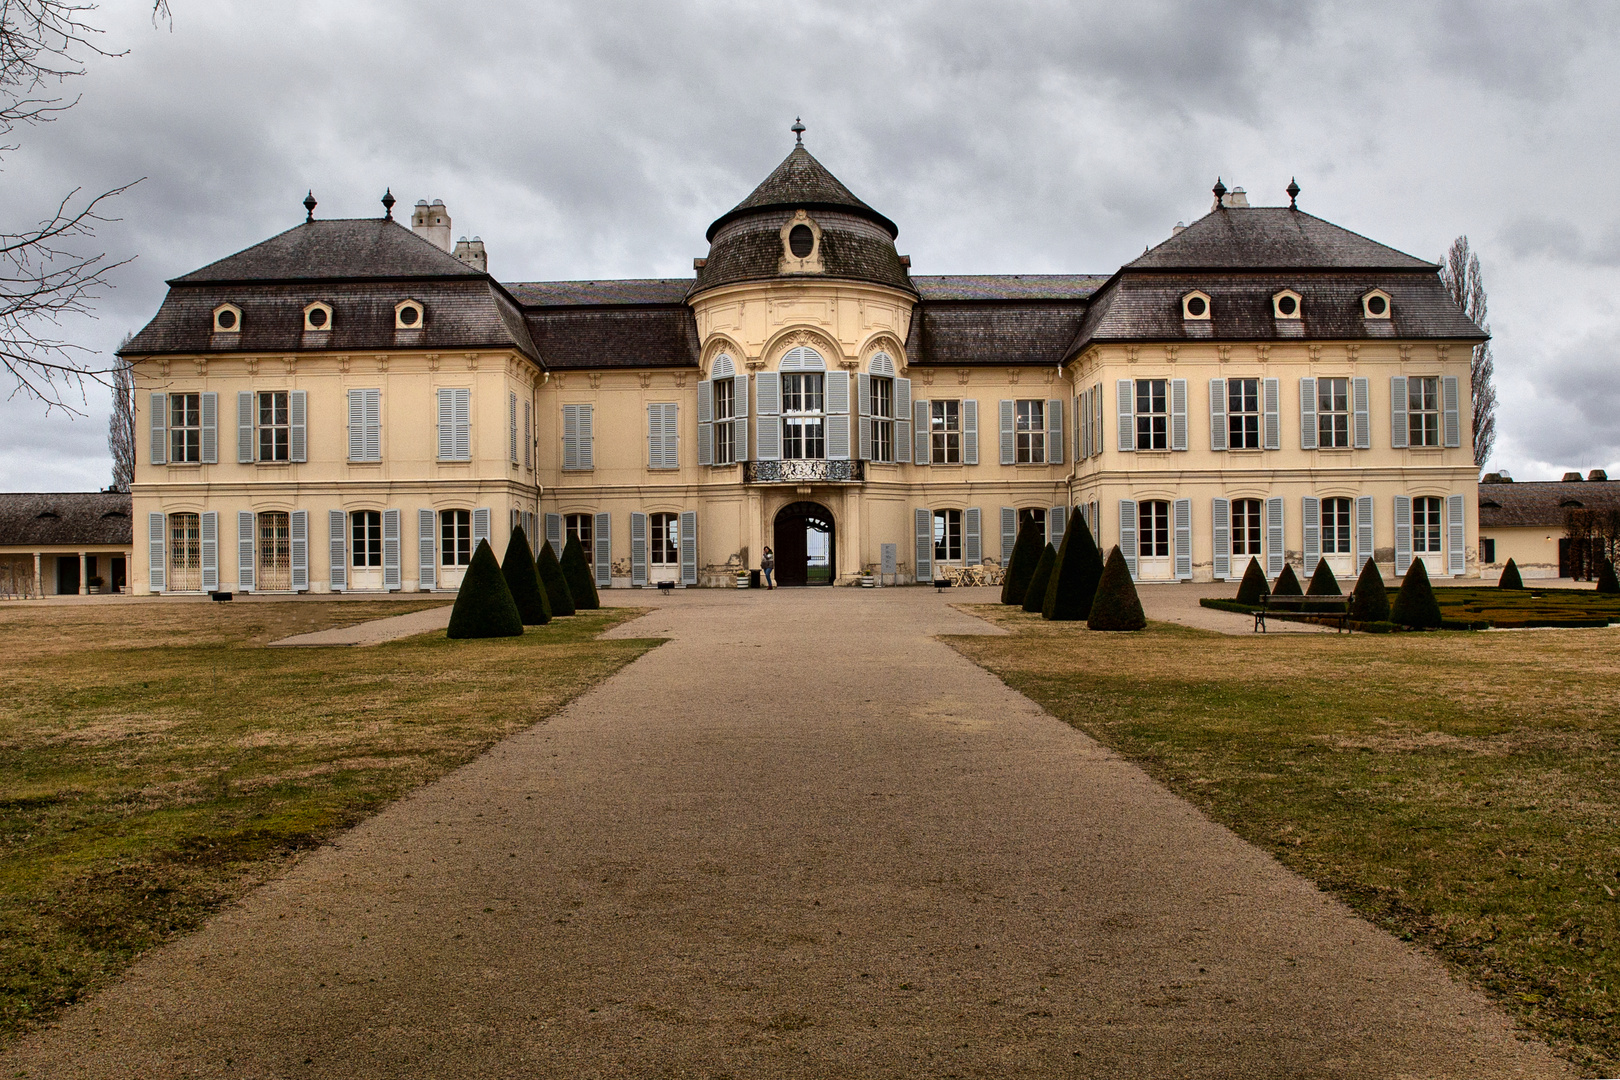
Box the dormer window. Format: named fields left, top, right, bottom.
left=213, top=304, right=241, bottom=333
left=303, top=301, right=333, bottom=331
left=1272, top=290, right=1302, bottom=319
left=1362, top=289, right=1392, bottom=319
left=395, top=299, right=424, bottom=329
left=1182, top=291, right=1211, bottom=320
left=778, top=210, right=824, bottom=275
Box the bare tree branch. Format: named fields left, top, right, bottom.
left=1439, top=235, right=1498, bottom=470
left=107, top=332, right=133, bottom=489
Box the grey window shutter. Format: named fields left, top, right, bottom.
left=328, top=509, right=347, bottom=591
left=1394, top=495, right=1412, bottom=575
left=1093, top=385, right=1105, bottom=456
left=1118, top=500, right=1137, bottom=579
left=200, top=510, right=219, bottom=591
left=1265, top=496, right=1285, bottom=578
left=237, top=391, right=255, bottom=463
left=1302, top=496, right=1321, bottom=570
left=1168, top=381, right=1187, bottom=452
left=680, top=509, right=698, bottom=585
left=1212, top=497, right=1231, bottom=579
left=1442, top=375, right=1461, bottom=448
left=509, top=392, right=518, bottom=464
left=418, top=509, right=437, bottom=589
left=524, top=400, right=533, bottom=470
left=1116, top=380, right=1134, bottom=452
left=914, top=507, right=932, bottom=582
left=1209, top=378, right=1227, bottom=451
left=697, top=379, right=714, bottom=466
left=913, top=398, right=930, bottom=465
left=1447, top=494, right=1466, bottom=576
left=200, top=392, right=219, bottom=464
left=733, top=373, right=749, bottom=458
left=1174, top=498, right=1192, bottom=580
left=1047, top=397, right=1065, bottom=463
left=594, top=512, right=611, bottom=587
left=150, top=392, right=167, bottom=465
left=1390, top=376, right=1408, bottom=449
left=1352, top=377, right=1370, bottom=449
left=826, top=371, right=851, bottom=460
left=351, top=389, right=367, bottom=461
left=289, top=390, right=307, bottom=462
left=647, top=403, right=662, bottom=469
left=576, top=404, right=593, bottom=469
left=561, top=404, right=579, bottom=469
left=998, top=399, right=1015, bottom=465
left=964, top=507, right=982, bottom=565
left=290, top=510, right=308, bottom=591
left=1000, top=506, right=1016, bottom=566
left=365, top=388, right=382, bottom=460
left=755, top=372, right=781, bottom=461
left=453, top=389, right=471, bottom=461
left=545, top=513, right=563, bottom=554
left=630, top=511, right=648, bottom=586
left=1049, top=505, right=1066, bottom=549
left=856, top=373, right=872, bottom=460
left=663, top=403, right=680, bottom=468
left=148, top=511, right=166, bottom=591
left=1299, top=377, right=1317, bottom=450
left=523, top=511, right=535, bottom=546
left=1077, top=392, right=1088, bottom=461
left=237, top=510, right=255, bottom=591
left=894, top=377, right=912, bottom=463
left=1355, top=496, right=1374, bottom=574
left=1262, top=377, right=1280, bottom=451
left=383, top=509, right=401, bottom=590
left=472, top=507, right=491, bottom=555
left=960, top=398, right=978, bottom=465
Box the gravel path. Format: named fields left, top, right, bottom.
left=3, top=587, right=1572, bottom=1078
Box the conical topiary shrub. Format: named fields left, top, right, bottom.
left=1044, top=513, right=1105, bottom=621
left=1000, top=519, right=1045, bottom=605
left=1498, top=558, right=1524, bottom=589
left=560, top=535, right=600, bottom=609
left=1390, top=558, right=1442, bottom=629
left=1272, top=563, right=1304, bottom=596
left=1306, top=559, right=1341, bottom=596
left=1596, top=558, right=1619, bottom=595
left=537, top=539, right=576, bottom=617
left=501, top=524, right=551, bottom=626
left=1235, top=557, right=1267, bottom=605
left=1022, top=543, right=1057, bottom=613
left=1087, top=546, right=1147, bottom=631
left=447, top=539, right=524, bottom=639
left=1348, top=558, right=1390, bottom=623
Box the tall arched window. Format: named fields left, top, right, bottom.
left=780, top=347, right=826, bottom=459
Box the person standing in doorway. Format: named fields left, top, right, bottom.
left=761, top=546, right=775, bottom=589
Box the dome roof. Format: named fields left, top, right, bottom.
left=705, top=145, right=898, bottom=241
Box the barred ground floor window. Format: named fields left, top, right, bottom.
left=258, top=511, right=290, bottom=591
left=169, top=512, right=201, bottom=592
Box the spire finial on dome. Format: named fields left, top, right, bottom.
left=1286, top=176, right=1301, bottom=209
left=791, top=117, right=805, bottom=145
left=303, top=190, right=317, bottom=222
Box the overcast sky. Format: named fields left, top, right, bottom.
left=4, top=0, right=1619, bottom=490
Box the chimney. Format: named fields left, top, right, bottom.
left=1172, top=221, right=1187, bottom=235
left=1562, top=471, right=1584, bottom=482
left=1222, top=187, right=1250, bottom=208
left=411, top=198, right=453, bottom=253
left=452, top=236, right=487, bottom=272
left=1590, top=469, right=1609, bottom=481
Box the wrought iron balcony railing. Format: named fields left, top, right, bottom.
left=743, top=459, right=865, bottom=484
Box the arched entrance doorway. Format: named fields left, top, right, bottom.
left=773, top=501, right=835, bottom=586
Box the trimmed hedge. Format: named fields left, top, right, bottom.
left=1598, top=559, right=1619, bottom=595
left=1498, top=557, right=1524, bottom=590
left=1305, top=559, right=1341, bottom=596
left=1087, top=546, right=1147, bottom=631
left=560, top=536, right=600, bottom=610
left=1348, top=558, right=1390, bottom=623
left=537, top=539, right=576, bottom=617
left=1272, top=563, right=1303, bottom=596
left=1000, top=519, right=1045, bottom=605
left=1235, top=557, right=1267, bottom=604
left=1390, top=558, right=1443, bottom=629
left=447, top=539, right=524, bottom=639
left=501, top=524, right=551, bottom=625
left=1044, top=515, right=1105, bottom=621
left=1022, top=544, right=1057, bottom=613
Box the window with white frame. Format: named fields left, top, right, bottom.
left=1227, top=379, right=1260, bottom=449
left=1015, top=400, right=1046, bottom=464
left=351, top=511, right=382, bottom=568
left=1140, top=500, right=1171, bottom=557
left=650, top=512, right=679, bottom=568
left=933, top=509, right=962, bottom=563
left=258, top=391, right=289, bottom=462
left=931, top=400, right=962, bottom=464
left=1408, top=377, right=1440, bottom=447
left=1018, top=507, right=1047, bottom=541
left=1318, top=378, right=1350, bottom=448
left=714, top=378, right=736, bottom=465
left=1323, top=497, right=1352, bottom=554
left=440, top=509, right=472, bottom=566
left=1413, top=496, right=1443, bottom=553
left=782, top=373, right=825, bottom=459
left=1135, top=380, right=1168, bottom=450
left=170, top=394, right=202, bottom=462
left=1232, top=498, right=1262, bottom=557
left=258, top=511, right=290, bottom=590
left=871, top=375, right=894, bottom=462
left=565, top=513, right=593, bottom=552
left=169, top=512, right=201, bottom=590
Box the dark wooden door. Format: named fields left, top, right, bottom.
left=775, top=518, right=808, bottom=586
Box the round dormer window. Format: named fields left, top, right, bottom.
left=789, top=224, right=814, bottom=258
left=307, top=306, right=328, bottom=329
left=213, top=304, right=242, bottom=333
left=395, top=300, right=423, bottom=329
left=1362, top=290, right=1392, bottom=319
left=216, top=309, right=236, bottom=330
left=1186, top=296, right=1206, bottom=317
left=1277, top=295, right=1297, bottom=316
left=1366, top=295, right=1386, bottom=315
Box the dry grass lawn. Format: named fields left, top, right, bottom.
left=0, top=599, right=658, bottom=1044
left=948, top=605, right=1620, bottom=1076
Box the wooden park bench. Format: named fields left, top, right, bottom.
left=1254, top=592, right=1350, bottom=633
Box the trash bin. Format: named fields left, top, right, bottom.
left=750, top=569, right=762, bottom=589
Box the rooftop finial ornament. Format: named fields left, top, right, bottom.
left=303, top=190, right=317, bottom=222
left=791, top=117, right=805, bottom=145
left=1286, top=177, right=1301, bottom=210
left=1212, top=176, right=1227, bottom=206
left=381, top=188, right=396, bottom=221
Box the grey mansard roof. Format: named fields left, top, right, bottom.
left=172, top=218, right=486, bottom=284
left=515, top=280, right=700, bottom=370
left=1477, top=480, right=1620, bottom=528
left=0, top=493, right=132, bottom=547
left=1127, top=207, right=1437, bottom=272
left=905, top=275, right=1104, bottom=368
left=705, top=145, right=897, bottom=241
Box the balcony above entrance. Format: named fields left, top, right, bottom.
left=744, top=459, right=864, bottom=484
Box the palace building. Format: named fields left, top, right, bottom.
left=120, top=133, right=1486, bottom=594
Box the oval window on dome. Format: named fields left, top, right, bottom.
left=789, top=224, right=814, bottom=258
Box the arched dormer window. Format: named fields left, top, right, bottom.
left=303, top=301, right=333, bottom=331
left=213, top=304, right=241, bottom=333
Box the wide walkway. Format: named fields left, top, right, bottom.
left=3, top=588, right=1572, bottom=1078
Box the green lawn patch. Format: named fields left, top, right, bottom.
left=1205, top=585, right=1620, bottom=630
left=947, top=606, right=1620, bottom=1075
left=0, top=599, right=658, bottom=1044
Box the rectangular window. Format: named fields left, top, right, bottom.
left=168, top=512, right=201, bottom=590
left=1140, top=500, right=1171, bottom=557
left=1015, top=400, right=1046, bottom=464
left=1135, top=380, right=1168, bottom=450
left=1409, top=377, right=1441, bottom=447
left=781, top=373, right=825, bottom=459
left=1232, top=498, right=1262, bottom=556
left=1018, top=507, right=1047, bottom=542
left=650, top=512, right=679, bottom=566
left=1322, top=497, right=1353, bottom=554
left=565, top=513, right=593, bottom=552
left=170, top=393, right=202, bottom=462
left=1413, top=496, right=1443, bottom=552
left=257, top=391, right=289, bottom=462
left=1481, top=537, right=1496, bottom=563
left=351, top=510, right=383, bottom=568
left=871, top=376, right=894, bottom=463
left=933, top=509, right=962, bottom=563
left=1317, top=378, right=1350, bottom=448
left=714, top=378, right=735, bottom=465
left=562, top=403, right=592, bottom=470
left=257, top=511, right=291, bottom=590
left=931, top=400, right=962, bottom=464
left=440, top=509, right=472, bottom=566
left=1227, top=378, right=1260, bottom=449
